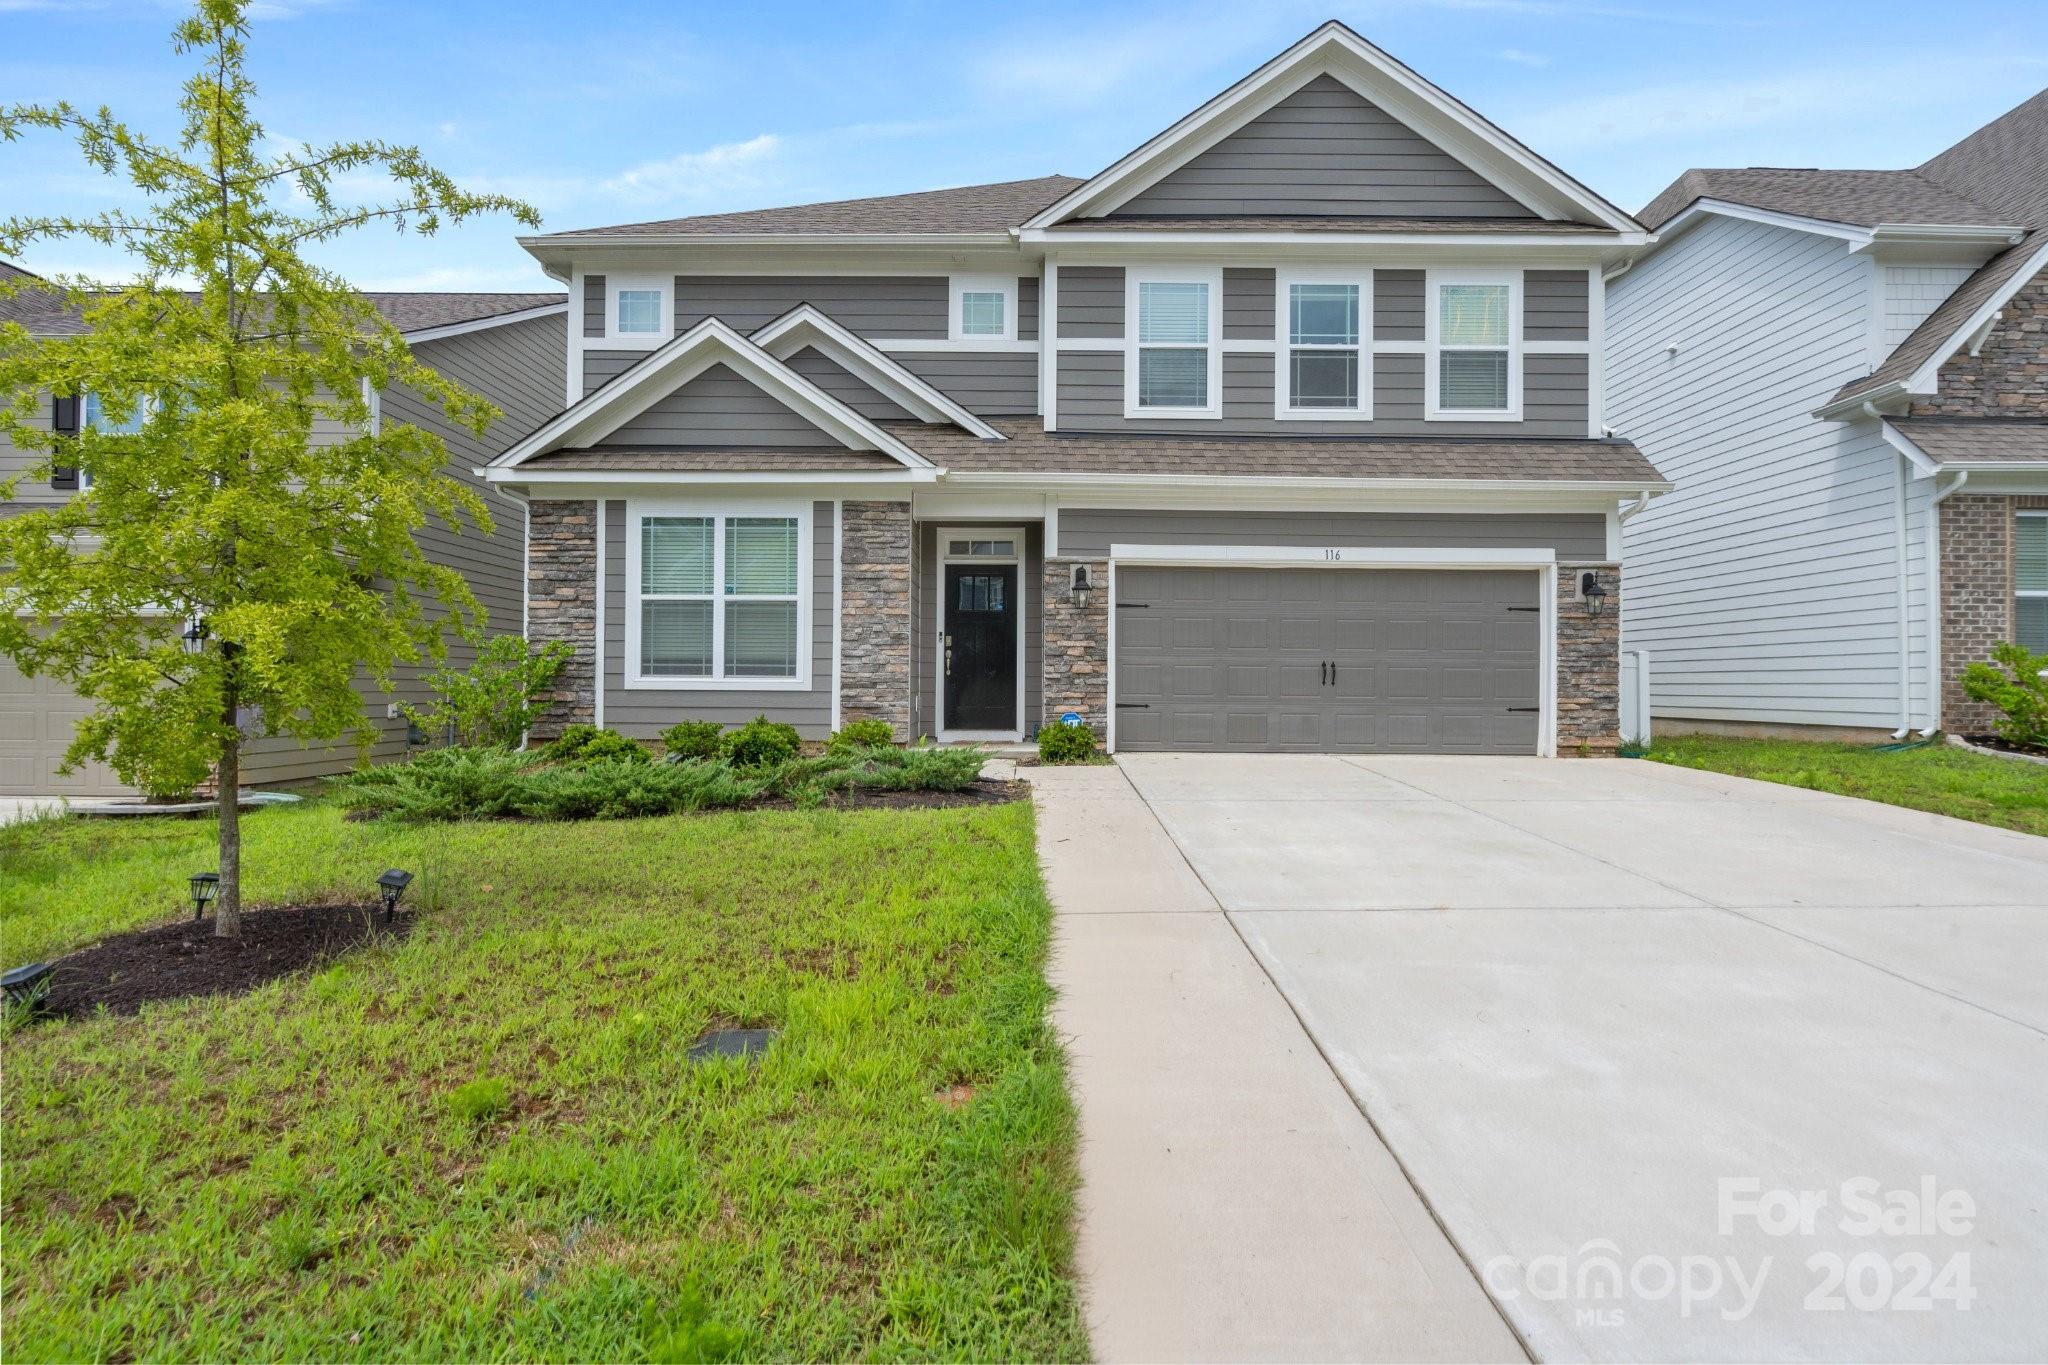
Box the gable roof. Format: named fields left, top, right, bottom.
left=749, top=303, right=1003, bottom=439
left=525, top=176, right=1082, bottom=244
left=1022, top=21, right=1642, bottom=236
left=488, top=316, right=937, bottom=475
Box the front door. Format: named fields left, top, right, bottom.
left=944, top=564, right=1018, bottom=733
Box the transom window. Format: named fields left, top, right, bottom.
left=947, top=537, right=1016, bottom=558
left=634, top=511, right=803, bottom=684
left=1429, top=274, right=1520, bottom=419
left=949, top=275, right=1016, bottom=342
left=1279, top=276, right=1370, bottom=418
left=615, top=289, right=662, bottom=334
left=2018, top=512, right=2047, bottom=651
left=1130, top=272, right=1218, bottom=415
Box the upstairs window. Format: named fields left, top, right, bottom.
left=605, top=275, right=671, bottom=345
left=633, top=508, right=805, bottom=685
left=1280, top=275, right=1369, bottom=419
left=615, top=289, right=662, bottom=334
left=949, top=275, right=1016, bottom=341
left=1128, top=270, right=1219, bottom=416
left=2019, top=512, right=2047, bottom=651
left=1429, top=274, right=1520, bottom=420
left=78, top=392, right=149, bottom=491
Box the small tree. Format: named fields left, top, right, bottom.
left=402, top=636, right=573, bottom=749
left=1959, top=641, right=2048, bottom=750
left=0, top=0, right=539, bottom=935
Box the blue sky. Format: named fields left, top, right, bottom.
left=5, top=0, right=2045, bottom=293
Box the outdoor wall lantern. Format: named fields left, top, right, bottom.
left=189, top=871, right=220, bottom=920
left=1580, top=571, right=1608, bottom=617
left=181, top=616, right=208, bottom=655
left=1070, top=563, right=1093, bottom=608
left=376, top=868, right=414, bottom=922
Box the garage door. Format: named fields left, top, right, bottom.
left=1113, top=566, right=1541, bottom=753
left=0, top=656, right=128, bottom=795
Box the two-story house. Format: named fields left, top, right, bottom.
left=0, top=263, right=567, bottom=795
left=1609, top=91, right=2047, bottom=740
left=488, top=21, right=1666, bottom=756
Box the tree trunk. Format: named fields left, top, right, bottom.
left=215, top=696, right=242, bottom=939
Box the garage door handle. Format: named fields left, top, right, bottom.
left=1320, top=661, right=1328, bottom=685
left=1506, top=706, right=1539, bottom=713
left=1115, top=702, right=1150, bottom=709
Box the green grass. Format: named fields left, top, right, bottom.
left=0, top=801, right=1086, bottom=1362
left=1646, top=735, right=2048, bottom=837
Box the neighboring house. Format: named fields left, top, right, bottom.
left=487, top=21, right=1666, bottom=756
left=0, top=262, right=567, bottom=794
left=1609, top=92, right=2048, bottom=739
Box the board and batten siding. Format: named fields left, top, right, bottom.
left=1609, top=212, right=1935, bottom=730
left=601, top=498, right=837, bottom=738
left=910, top=521, right=1044, bottom=738
left=1110, top=75, right=1532, bottom=219
left=1057, top=508, right=1607, bottom=560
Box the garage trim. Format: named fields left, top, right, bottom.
left=1104, top=544, right=1559, bottom=756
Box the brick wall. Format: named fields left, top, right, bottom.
left=839, top=501, right=913, bottom=739
left=1909, top=269, right=2048, bottom=418
left=1557, top=562, right=1622, bottom=753
left=1939, top=493, right=2048, bottom=732
left=525, top=499, right=597, bottom=739
left=1041, top=558, right=1109, bottom=737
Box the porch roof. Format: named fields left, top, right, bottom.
left=1886, top=418, right=2048, bottom=466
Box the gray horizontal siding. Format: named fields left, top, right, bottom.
left=1018, top=276, right=1039, bottom=342
left=584, top=349, right=645, bottom=396
left=675, top=276, right=945, bottom=338
left=1376, top=270, right=1424, bottom=340
left=1058, top=349, right=1589, bottom=437
left=610, top=363, right=837, bottom=446
left=1060, top=508, right=1606, bottom=560
left=583, top=275, right=605, bottom=338
left=910, top=521, right=1044, bottom=738
left=1057, top=266, right=1124, bottom=338
left=786, top=347, right=913, bottom=420
left=603, top=498, right=836, bottom=737
left=895, top=352, right=1039, bottom=416
left=1112, top=75, right=1531, bottom=218
left=1225, top=268, right=1275, bottom=340
left=1525, top=270, right=1589, bottom=342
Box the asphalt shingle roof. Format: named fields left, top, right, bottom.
left=1888, top=418, right=2048, bottom=465
left=1041, top=215, right=1611, bottom=234
left=1637, top=168, right=2008, bottom=232
left=533, top=176, right=1085, bottom=240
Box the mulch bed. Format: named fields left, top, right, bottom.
left=34, top=903, right=410, bottom=1019
left=1958, top=734, right=2048, bottom=759
left=761, top=778, right=1029, bottom=812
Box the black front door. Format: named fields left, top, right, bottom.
left=944, top=564, right=1017, bottom=732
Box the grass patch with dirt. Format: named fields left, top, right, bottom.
left=0, top=799, right=1085, bottom=1362
left=1645, top=735, right=2048, bottom=838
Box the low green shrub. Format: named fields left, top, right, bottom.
left=721, top=715, right=800, bottom=768
left=546, top=724, right=650, bottom=764
left=661, top=719, right=725, bottom=761
left=512, top=757, right=770, bottom=820
left=825, top=718, right=896, bottom=754
left=332, top=746, right=533, bottom=821
left=1959, top=642, right=2048, bottom=750
left=1037, top=723, right=1098, bottom=765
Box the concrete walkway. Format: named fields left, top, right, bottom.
left=1029, top=762, right=1524, bottom=1363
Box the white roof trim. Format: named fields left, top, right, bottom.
left=750, top=304, right=1004, bottom=439
left=1654, top=199, right=1875, bottom=247
left=1879, top=420, right=1942, bottom=478
left=1021, top=21, right=1640, bottom=235
left=399, top=300, right=567, bottom=345
left=489, top=317, right=933, bottom=470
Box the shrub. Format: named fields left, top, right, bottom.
left=1959, top=642, right=2048, bottom=750
left=512, top=757, right=769, bottom=820
left=401, top=635, right=573, bottom=748
left=546, top=724, right=650, bottom=764
left=720, top=715, right=800, bottom=768
left=448, top=1076, right=511, bottom=1125
left=1037, top=722, right=1098, bottom=765
left=332, top=746, right=533, bottom=821
left=825, top=718, right=896, bottom=755
left=662, top=719, right=725, bottom=762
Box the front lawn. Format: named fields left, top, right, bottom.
left=0, top=801, right=1085, bottom=1362
left=1646, top=735, right=2048, bottom=838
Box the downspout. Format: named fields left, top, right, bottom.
left=1870, top=402, right=1913, bottom=738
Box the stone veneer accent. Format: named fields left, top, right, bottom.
left=1557, top=561, right=1622, bottom=753
left=1909, top=270, right=2048, bottom=418
left=525, top=499, right=597, bottom=739
left=839, top=500, right=913, bottom=739
left=1940, top=493, right=2048, bottom=732
left=1041, top=558, right=1109, bottom=737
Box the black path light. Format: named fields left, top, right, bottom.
left=3, top=962, right=53, bottom=1011
left=376, top=868, right=414, bottom=923
left=189, top=871, right=220, bottom=921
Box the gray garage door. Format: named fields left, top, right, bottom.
left=1113, top=566, right=1541, bottom=753
left=0, top=654, right=129, bottom=795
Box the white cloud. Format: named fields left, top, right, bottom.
left=350, top=263, right=554, bottom=292
left=1497, top=48, right=1550, bottom=66
left=598, top=133, right=783, bottom=206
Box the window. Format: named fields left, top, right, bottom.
left=2018, top=512, right=2048, bottom=651
left=605, top=275, right=671, bottom=346
left=1428, top=273, right=1520, bottom=420
left=947, top=537, right=1016, bottom=557
left=631, top=507, right=806, bottom=685
left=948, top=275, right=1016, bottom=342
left=82, top=392, right=146, bottom=435
left=1278, top=274, right=1370, bottom=419
left=615, top=290, right=662, bottom=334
left=1127, top=269, right=1219, bottom=417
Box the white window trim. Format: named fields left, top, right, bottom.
left=604, top=274, right=673, bottom=349
left=623, top=497, right=813, bottom=691
left=1425, top=268, right=1522, bottom=423
left=1124, top=266, right=1223, bottom=420
left=934, top=527, right=1028, bottom=743
left=2019, top=510, right=2048, bottom=647
left=1274, top=269, right=1374, bottom=422
left=948, top=274, right=1017, bottom=343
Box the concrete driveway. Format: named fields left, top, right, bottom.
left=1043, top=753, right=2048, bottom=1362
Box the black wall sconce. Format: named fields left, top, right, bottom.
left=1580, top=570, right=1609, bottom=617
left=189, top=871, right=220, bottom=920
left=1070, top=563, right=1093, bottom=608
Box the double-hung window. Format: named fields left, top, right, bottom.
left=78, top=391, right=148, bottom=490
left=2018, top=511, right=2048, bottom=651
left=633, top=507, right=806, bottom=686
left=1127, top=269, right=1219, bottom=417
left=1278, top=274, right=1370, bottom=419
left=1428, top=272, right=1520, bottom=420
left=950, top=275, right=1016, bottom=341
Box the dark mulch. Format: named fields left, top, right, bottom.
left=1959, top=734, right=2048, bottom=759
left=35, top=903, right=411, bottom=1019
left=760, top=778, right=1030, bottom=812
